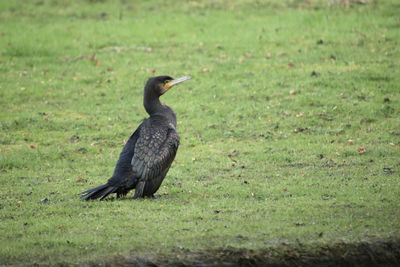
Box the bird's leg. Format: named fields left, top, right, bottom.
left=133, top=181, right=145, bottom=199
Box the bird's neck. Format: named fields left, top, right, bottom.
left=144, top=92, right=164, bottom=116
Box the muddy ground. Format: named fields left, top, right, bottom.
left=85, top=238, right=400, bottom=267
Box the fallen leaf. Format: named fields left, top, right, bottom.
left=347, top=139, right=354, bottom=145
left=358, top=146, right=366, bottom=154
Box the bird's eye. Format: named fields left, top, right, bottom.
left=164, top=80, right=171, bottom=84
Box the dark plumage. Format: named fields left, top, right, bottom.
left=81, top=75, right=191, bottom=200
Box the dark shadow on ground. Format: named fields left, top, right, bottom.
left=86, top=238, right=400, bottom=267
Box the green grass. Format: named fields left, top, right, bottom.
left=1, top=0, right=399, bottom=265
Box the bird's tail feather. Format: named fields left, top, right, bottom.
left=80, top=183, right=117, bottom=201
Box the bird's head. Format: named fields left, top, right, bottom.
left=145, top=75, right=191, bottom=96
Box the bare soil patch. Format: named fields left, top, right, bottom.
left=87, top=238, right=400, bottom=267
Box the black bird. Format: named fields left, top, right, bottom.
left=81, top=75, right=191, bottom=200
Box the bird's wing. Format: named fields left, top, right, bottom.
left=106, top=124, right=142, bottom=187
left=131, top=123, right=179, bottom=197
left=82, top=124, right=143, bottom=200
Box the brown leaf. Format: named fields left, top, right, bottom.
left=347, top=139, right=354, bottom=145
left=358, top=146, right=366, bottom=154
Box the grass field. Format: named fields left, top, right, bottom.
left=1, top=0, right=399, bottom=266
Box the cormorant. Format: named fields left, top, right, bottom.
left=80, top=75, right=191, bottom=200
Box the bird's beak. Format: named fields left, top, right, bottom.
left=165, top=76, right=192, bottom=90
